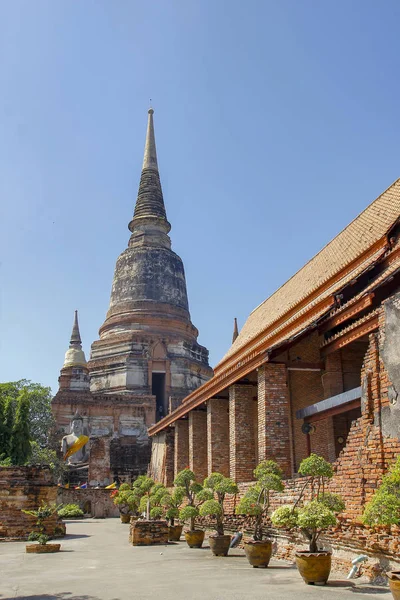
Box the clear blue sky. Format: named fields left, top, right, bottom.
left=1, top=0, right=399, bottom=393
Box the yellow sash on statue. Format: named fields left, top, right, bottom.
left=63, top=435, right=89, bottom=461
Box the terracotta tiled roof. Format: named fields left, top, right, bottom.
left=220, top=178, right=400, bottom=365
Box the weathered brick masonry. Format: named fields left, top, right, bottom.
left=148, top=178, right=400, bottom=578
left=189, top=410, right=207, bottom=482
left=258, top=363, right=291, bottom=476
left=174, top=419, right=189, bottom=477
left=229, top=384, right=255, bottom=482
left=207, top=398, right=229, bottom=476
left=0, top=467, right=65, bottom=540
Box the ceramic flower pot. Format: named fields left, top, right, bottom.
left=209, top=534, right=232, bottom=556
left=387, top=571, right=400, bottom=599
left=168, top=524, right=183, bottom=541
left=26, top=544, right=61, bottom=554
left=184, top=530, right=205, bottom=548
left=295, top=551, right=332, bottom=585
left=120, top=514, right=131, bottom=523
left=244, top=540, right=272, bottom=568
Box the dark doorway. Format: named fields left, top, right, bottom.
left=152, top=372, right=166, bottom=421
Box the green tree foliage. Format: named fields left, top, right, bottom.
left=200, top=472, right=239, bottom=535
left=0, top=397, right=8, bottom=457
left=58, top=504, right=84, bottom=519
left=22, top=501, right=61, bottom=545
left=363, top=456, right=400, bottom=527
left=132, top=475, right=157, bottom=520
left=10, top=391, right=31, bottom=465
left=162, top=487, right=185, bottom=525
left=147, top=483, right=169, bottom=520
left=236, top=460, right=284, bottom=541
left=27, top=441, right=67, bottom=481
left=113, top=484, right=141, bottom=517
left=2, top=398, right=15, bottom=457
left=0, top=380, right=54, bottom=449
left=271, top=454, right=344, bottom=553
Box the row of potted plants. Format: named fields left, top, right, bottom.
left=111, top=456, right=345, bottom=585
left=23, top=453, right=400, bottom=598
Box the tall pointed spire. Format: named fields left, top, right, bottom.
left=129, top=109, right=170, bottom=233
left=62, top=310, right=87, bottom=368
left=142, top=108, right=158, bottom=170
left=232, top=317, right=239, bottom=343
left=70, top=310, right=82, bottom=347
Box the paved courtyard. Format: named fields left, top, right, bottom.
left=0, top=519, right=392, bottom=600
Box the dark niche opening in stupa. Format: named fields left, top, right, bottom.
left=152, top=372, right=166, bottom=421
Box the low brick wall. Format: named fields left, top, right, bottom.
left=0, top=466, right=65, bottom=540
left=57, top=488, right=119, bottom=518
left=130, top=520, right=169, bottom=546
left=194, top=477, right=400, bottom=582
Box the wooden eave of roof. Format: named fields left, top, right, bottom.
left=321, top=309, right=380, bottom=356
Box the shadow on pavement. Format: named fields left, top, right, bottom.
left=324, top=581, right=390, bottom=595
left=0, top=594, right=120, bottom=600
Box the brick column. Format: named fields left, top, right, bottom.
left=229, top=384, right=256, bottom=482
left=163, top=428, right=175, bottom=487
left=207, top=398, right=229, bottom=476
left=174, top=419, right=189, bottom=479
left=189, top=410, right=208, bottom=482
left=258, top=363, right=292, bottom=477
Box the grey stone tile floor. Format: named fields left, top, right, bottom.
left=0, top=519, right=392, bottom=600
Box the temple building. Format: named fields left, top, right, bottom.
left=52, top=109, right=212, bottom=485
left=149, top=178, right=400, bottom=509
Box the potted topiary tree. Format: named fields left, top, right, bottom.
left=175, top=468, right=212, bottom=548
left=362, top=455, right=400, bottom=599
left=147, top=483, right=169, bottom=520
left=112, top=483, right=141, bottom=523
left=132, top=475, right=156, bottom=520
left=271, top=454, right=344, bottom=585
left=162, top=486, right=186, bottom=541
left=236, top=460, right=284, bottom=567
left=23, top=502, right=62, bottom=554
left=200, top=472, right=239, bottom=556
left=129, top=476, right=169, bottom=546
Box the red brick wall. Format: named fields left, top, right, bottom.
left=229, top=384, right=255, bottom=482
left=163, top=428, right=175, bottom=487
left=257, top=364, right=291, bottom=476
left=174, top=419, right=189, bottom=478
left=207, top=398, right=229, bottom=476
left=210, top=302, right=400, bottom=574
left=189, top=410, right=207, bottom=482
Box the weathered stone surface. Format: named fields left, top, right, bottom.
left=52, top=109, right=212, bottom=484
left=88, top=109, right=212, bottom=399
